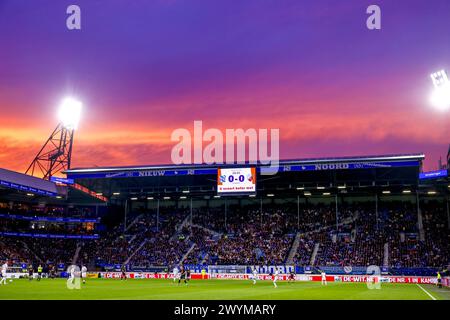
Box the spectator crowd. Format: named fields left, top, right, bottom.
left=0, top=202, right=448, bottom=271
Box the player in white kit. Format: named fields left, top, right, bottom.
left=0, top=262, right=7, bottom=285
left=68, top=265, right=76, bottom=284
left=81, top=265, right=87, bottom=284
left=173, top=266, right=179, bottom=282
left=251, top=268, right=258, bottom=285
left=272, top=269, right=279, bottom=288
left=321, top=270, right=327, bottom=285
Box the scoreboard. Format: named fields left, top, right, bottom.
left=217, top=167, right=256, bottom=194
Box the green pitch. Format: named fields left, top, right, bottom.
left=0, top=279, right=449, bottom=300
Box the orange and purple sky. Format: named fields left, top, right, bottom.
left=0, top=0, right=449, bottom=172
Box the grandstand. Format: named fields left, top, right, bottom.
left=0, top=153, right=449, bottom=280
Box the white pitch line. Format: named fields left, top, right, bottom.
left=416, top=284, right=437, bottom=300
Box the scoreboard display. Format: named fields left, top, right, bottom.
left=217, top=167, right=256, bottom=194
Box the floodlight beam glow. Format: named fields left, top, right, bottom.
left=58, top=97, right=82, bottom=130
left=430, top=84, right=450, bottom=111
left=430, top=70, right=450, bottom=111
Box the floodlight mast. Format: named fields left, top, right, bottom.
left=25, top=98, right=81, bottom=180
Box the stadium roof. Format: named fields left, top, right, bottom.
left=0, top=168, right=109, bottom=205
left=66, top=153, right=425, bottom=174
left=0, top=168, right=59, bottom=197
left=63, top=153, right=442, bottom=200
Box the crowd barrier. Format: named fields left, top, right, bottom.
left=0, top=232, right=99, bottom=239
left=0, top=213, right=100, bottom=223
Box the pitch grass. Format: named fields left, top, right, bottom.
left=0, top=278, right=449, bottom=300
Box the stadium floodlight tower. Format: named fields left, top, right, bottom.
left=430, top=69, right=450, bottom=111
left=26, top=97, right=82, bottom=180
